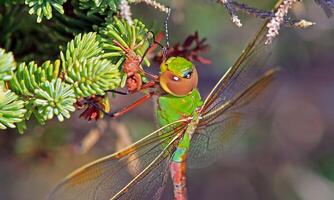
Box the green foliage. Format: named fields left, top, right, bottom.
left=8, top=59, right=76, bottom=132
left=0, top=0, right=152, bottom=133
left=52, top=5, right=104, bottom=36
left=99, top=17, right=151, bottom=66
left=0, top=49, right=16, bottom=81
left=64, top=58, right=121, bottom=97
left=0, top=48, right=26, bottom=131
left=9, top=60, right=60, bottom=97
left=0, top=5, right=66, bottom=63
left=2, top=21, right=148, bottom=133
left=33, top=78, right=76, bottom=122
left=60, top=32, right=103, bottom=67
left=0, top=0, right=24, bottom=5
left=61, top=32, right=121, bottom=97
left=79, top=0, right=120, bottom=15
left=0, top=87, right=26, bottom=130
left=7, top=60, right=71, bottom=132
left=0, top=6, right=24, bottom=51
left=6, top=52, right=110, bottom=128
left=25, top=0, right=67, bottom=23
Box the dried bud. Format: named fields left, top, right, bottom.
left=154, top=32, right=211, bottom=64
left=120, top=0, right=133, bottom=25
left=77, top=96, right=110, bottom=121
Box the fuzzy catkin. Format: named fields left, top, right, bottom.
left=120, top=0, right=133, bottom=25
left=266, top=0, right=297, bottom=44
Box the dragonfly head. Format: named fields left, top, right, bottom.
left=159, top=57, right=198, bottom=97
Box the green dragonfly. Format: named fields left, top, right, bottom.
left=48, top=20, right=278, bottom=200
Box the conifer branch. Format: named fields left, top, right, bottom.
left=0, top=0, right=333, bottom=134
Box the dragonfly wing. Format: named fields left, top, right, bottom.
left=188, top=19, right=276, bottom=169
left=188, top=112, right=244, bottom=168
left=188, top=67, right=278, bottom=168
left=48, top=120, right=187, bottom=200
left=201, top=20, right=273, bottom=115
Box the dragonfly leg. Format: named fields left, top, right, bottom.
left=106, top=89, right=129, bottom=95
left=139, top=69, right=160, bottom=80
left=92, top=91, right=155, bottom=118
left=136, top=31, right=164, bottom=80
left=108, top=80, right=156, bottom=95
left=112, top=40, right=130, bottom=54
left=170, top=161, right=187, bottom=200
left=139, top=80, right=157, bottom=91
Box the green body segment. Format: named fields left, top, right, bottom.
left=157, top=88, right=202, bottom=127
left=157, top=88, right=203, bottom=162
left=171, top=117, right=199, bottom=162
left=162, top=57, right=194, bottom=77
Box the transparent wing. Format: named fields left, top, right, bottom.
left=48, top=120, right=187, bottom=200
left=188, top=19, right=275, bottom=169
left=201, top=20, right=273, bottom=115
left=188, top=112, right=244, bottom=168
left=188, top=67, right=278, bottom=168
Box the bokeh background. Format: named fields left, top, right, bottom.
left=1, top=0, right=334, bottom=199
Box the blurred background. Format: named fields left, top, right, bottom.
left=1, top=0, right=334, bottom=199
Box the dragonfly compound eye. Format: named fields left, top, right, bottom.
left=159, top=68, right=199, bottom=97
left=173, top=76, right=180, bottom=81
left=183, top=71, right=192, bottom=79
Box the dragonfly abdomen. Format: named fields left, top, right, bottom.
left=170, top=160, right=187, bottom=200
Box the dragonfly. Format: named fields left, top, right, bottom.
left=48, top=19, right=278, bottom=200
